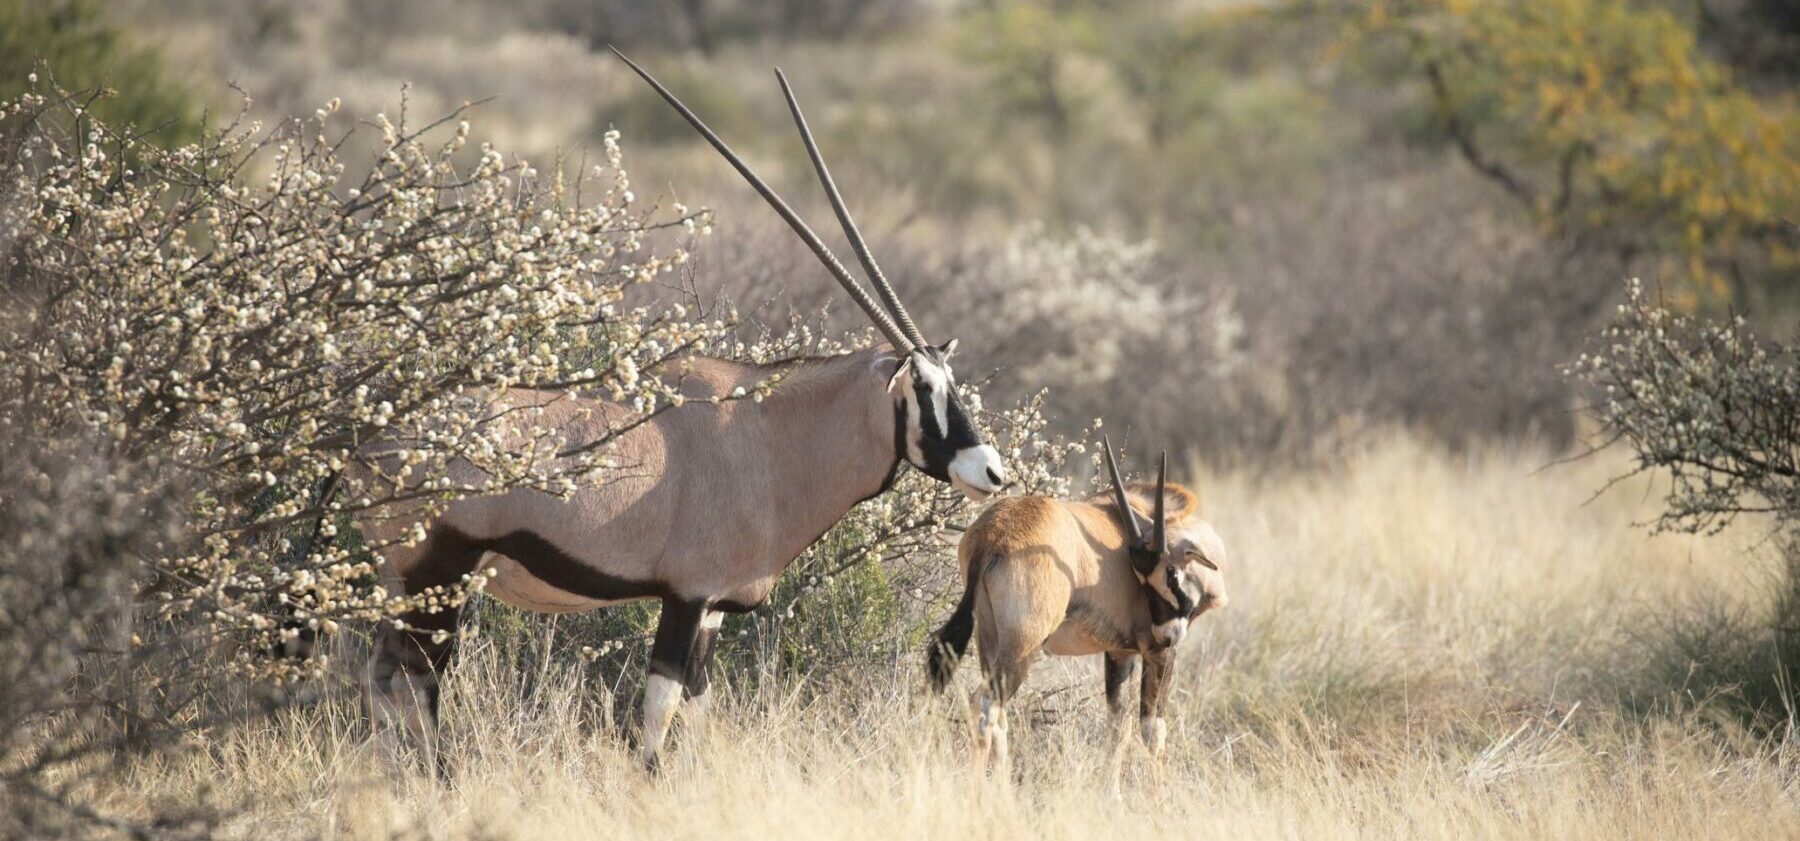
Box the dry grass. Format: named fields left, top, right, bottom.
left=84, top=434, right=1800, bottom=839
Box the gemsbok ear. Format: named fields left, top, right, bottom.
left=939, top=338, right=959, bottom=358
left=1186, top=548, right=1219, bottom=571
left=883, top=355, right=915, bottom=393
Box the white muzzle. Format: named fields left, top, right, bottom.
left=948, top=444, right=1007, bottom=501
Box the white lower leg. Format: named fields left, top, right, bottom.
left=1140, top=715, right=1167, bottom=757
left=367, top=670, right=438, bottom=760
left=1107, top=709, right=1133, bottom=798
left=989, top=705, right=1010, bottom=773
left=971, top=693, right=994, bottom=773
left=641, top=673, right=683, bottom=768
left=683, top=686, right=712, bottom=742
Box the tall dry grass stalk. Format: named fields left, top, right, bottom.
left=76, top=433, right=1798, bottom=839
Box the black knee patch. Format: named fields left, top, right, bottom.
left=685, top=628, right=717, bottom=698
left=649, top=598, right=707, bottom=682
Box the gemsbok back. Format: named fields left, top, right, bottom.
left=926, top=436, right=1226, bottom=775
left=356, top=50, right=1008, bottom=771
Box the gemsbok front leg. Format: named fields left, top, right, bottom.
left=1103, top=651, right=1139, bottom=790
left=365, top=615, right=461, bottom=776
left=1104, top=651, right=1138, bottom=731
left=682, top=609, right=725, bottom=721
left=1139, top=648, right=1175, bottom=757
left=641, top=597, right=707, bottom=771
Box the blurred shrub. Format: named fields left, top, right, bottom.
left=522, top=0, right=927, bottom=54
left=1686, top=0, right=1800, bottom=86
left=1090, top=2, right=1222, bottom=150
left=1576, top=278, right=1800, bottom=721
left=1217, top=163, right=1599, bottom=454
left=0, top=441, right=240, bottom=838
left=525, top=0, right=713, bottom=51
left=957, top=3, right=1097, bottom=140
left=0, top=0, right=202, bottom=146
left=599, top=57, right=755, bottom=144
left=1349, top=0, right=1800, bottom=306
left=931, top=223, right=1245, bottom=449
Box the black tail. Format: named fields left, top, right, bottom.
left=926, top=582, right=979, bottom=693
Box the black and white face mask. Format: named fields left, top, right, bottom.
left=889, top=342, right=1005, bottom=501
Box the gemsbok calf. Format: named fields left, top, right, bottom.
left=356, top=51, right=1008, bottom=771
left=926, top=437, right=1226, bottom=774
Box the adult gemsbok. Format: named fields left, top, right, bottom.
left=358, top=49, right=1008, bottom=770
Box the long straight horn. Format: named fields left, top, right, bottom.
left=1153, top=450, right=1168, bottom=554
left=610, top=47, right=914, bottom=352
left=774, top=70, right=926, bottom=349
left=1101, top=435, right=1144, bottom=547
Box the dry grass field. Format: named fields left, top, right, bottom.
left=74, top=435, right=1799, bottom=840
left=9, top=3, right=1800, bottom=839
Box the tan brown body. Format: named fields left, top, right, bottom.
left=358, top=352, right=908, bottom=619
left=928, top=483, right=1226, bottom=774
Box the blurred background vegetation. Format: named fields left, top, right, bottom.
left=6, top=0, right=1798, bottom=732
left=1, top=0, right=202, bottom=142
left=18, top=0, right=1780, bottom=459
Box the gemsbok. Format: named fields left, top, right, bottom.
left=925, top=437, right=1226, bottom=774
left=356, top=50, right=1008, bottom=771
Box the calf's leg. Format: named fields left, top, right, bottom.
left=1139, top=648, right=1175, bottom=756
left=971, top=619, right=1050, bottom=778
left=1103, top=651, right=1140, bottom=792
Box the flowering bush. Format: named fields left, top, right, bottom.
left=941, top=224, right=1240, bottom=450
left=1574, top=277, right=1800, bottom=719
left=1573, top=279, right=1800, bottom=535
left=0, top=82, right=734, bottom=678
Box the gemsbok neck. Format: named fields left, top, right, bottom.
left=745, top=349, right=903, bottom=560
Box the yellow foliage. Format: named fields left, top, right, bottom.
left=1352, top=0, right=1800, bottom=304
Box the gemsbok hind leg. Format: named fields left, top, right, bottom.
left=640, top=597, right=706, bottom=772
left=969, top=567, right=1063, bottom=779
left=971, top=656, right=1034, bottom=779
left=362, top=528, right=483, bottom=776
left=971, top=621, right=1040, bottom=778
